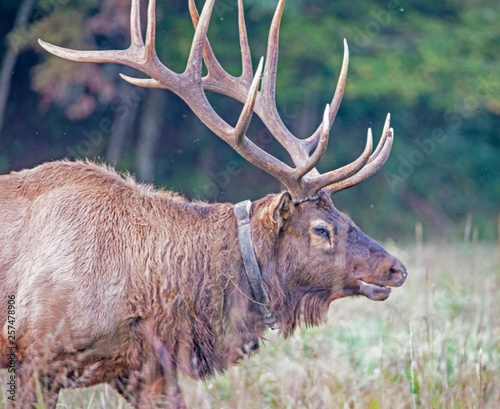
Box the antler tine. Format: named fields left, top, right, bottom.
left=187, top=0, right=200, bottom=30
left=185, top=0, right=216, bottom=79
left=238, top=0, right=254, bottom=81
left=234, top=58, right=264, bottom=142
left=188, top=0, right=220, bottom=77
left=260, top=0, right=285, bottom=101
left=145, top=0, right=157, bottom=60
left=130, top=0, right=144, bottom=47
left=372, top=113, right=391, bottom=158
left=324, top=118, right=394, bottom=194
left=306, top=39, right=349, bottom=152
left=37, top=39, right=135, bottom=66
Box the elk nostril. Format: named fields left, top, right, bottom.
left=389, top=264, right=407, bottom=284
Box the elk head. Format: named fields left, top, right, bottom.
left=39, top=0, right=407, bottom=326
left=248, top=190, right=406, bottom=335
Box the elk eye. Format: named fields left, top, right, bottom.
left=313, top=226, right=329, bottom=237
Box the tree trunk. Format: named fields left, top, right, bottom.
left=105, top=77, right=144, bottom=165
left=135, top=90, right=165, bottom=183
left=0, top=0, right=37, bottom=138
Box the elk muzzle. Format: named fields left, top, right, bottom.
left=356, top=258, right=408, bottom=301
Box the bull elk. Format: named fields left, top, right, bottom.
left=0, top=0, right=407, bottom=407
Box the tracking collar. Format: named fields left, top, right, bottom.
left=234, top=200, right=278, bottom=329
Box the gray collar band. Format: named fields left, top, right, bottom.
left=234, top=200, right=277, bottom=329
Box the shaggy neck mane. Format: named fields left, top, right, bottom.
left=130, top=193, right=277, bottom=379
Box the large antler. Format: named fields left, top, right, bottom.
left=39, top=0, right=394, bottom=201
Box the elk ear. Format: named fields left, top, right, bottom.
left=259, top=192, right=294, bottom=230
left=272, top=192, right=294, bottom=224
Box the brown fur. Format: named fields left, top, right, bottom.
left=0, top=160, right=406, bottom=408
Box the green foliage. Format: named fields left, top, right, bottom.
left=0, top=0, right=499, bottom=239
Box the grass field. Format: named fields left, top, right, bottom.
left=2, top=241, right=499, bottom=408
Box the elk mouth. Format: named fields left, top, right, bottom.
left=355, top=267, right=407, bottom=301
left=357, top=280, right=392, bottom=301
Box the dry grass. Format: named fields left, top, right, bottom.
left=1, top=241, right=499, bottom=408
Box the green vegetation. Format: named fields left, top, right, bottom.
left=0, top=0, right=498, bottom=240
left=2, top=241, right=498, bottom=408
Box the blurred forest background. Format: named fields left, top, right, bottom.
left=0, top=0, right=499, bottom=241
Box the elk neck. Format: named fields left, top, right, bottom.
left=234, top=200, right=278, bottom=329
